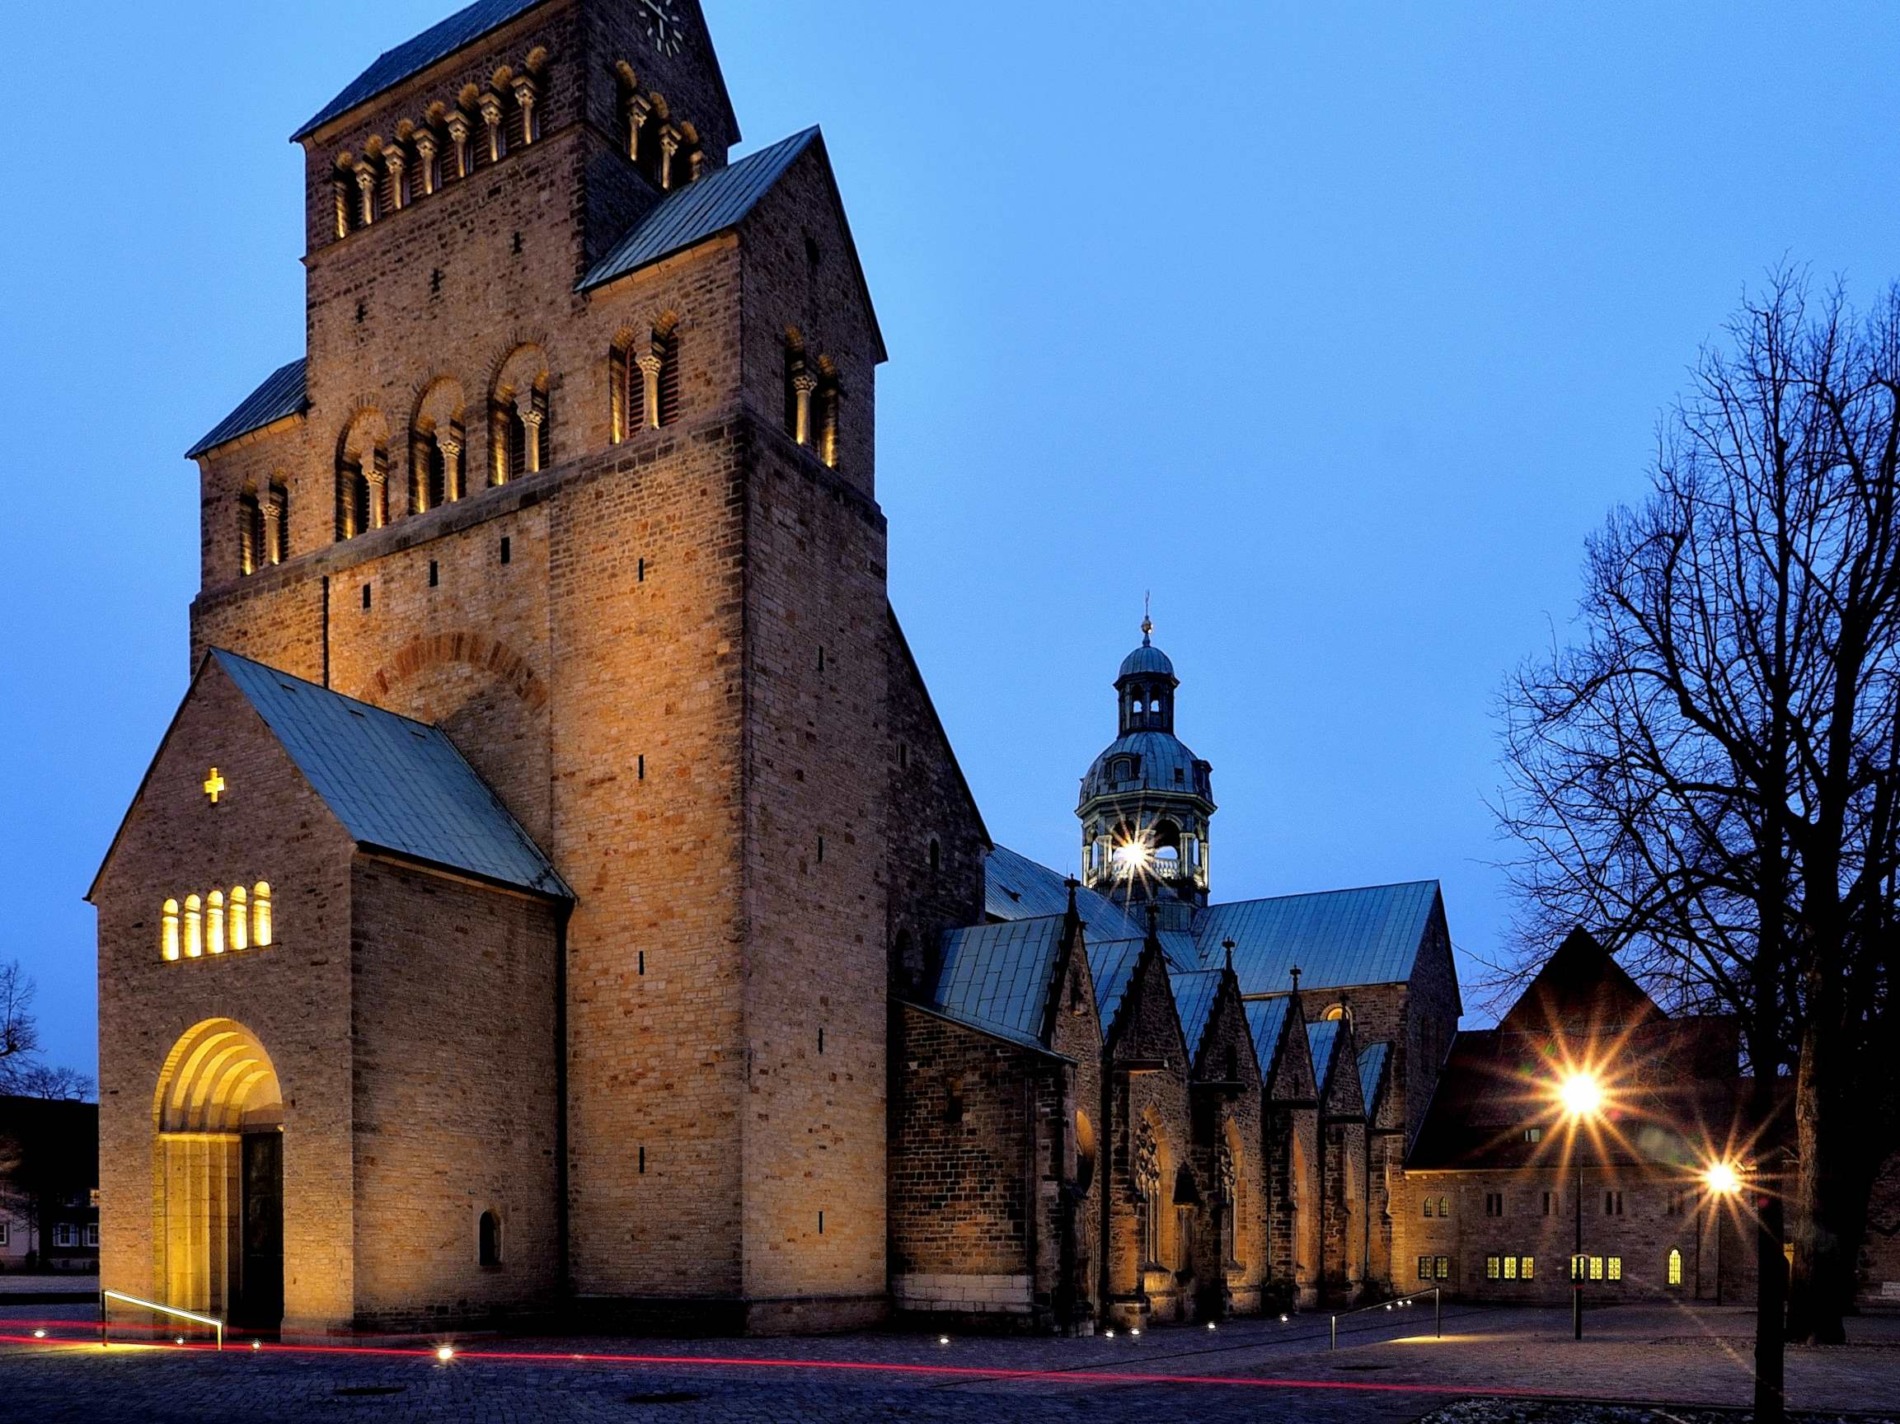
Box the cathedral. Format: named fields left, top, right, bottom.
left=90, top=0, right=1775, bottom=1338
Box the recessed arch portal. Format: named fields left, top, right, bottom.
left=151, top=1020, right=285, bottom=1327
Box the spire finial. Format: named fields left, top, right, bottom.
left=1142, top=592, right=1153, bottom=646
left=1223, top=937, right=1236, bottom=974
left=1289, top=964, right=1302, bottom=994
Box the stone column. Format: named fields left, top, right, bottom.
left=414, top=131, right=438, bottom=196
left=446, top=112, right=471, bottom=179
left=659, top=126, right=681, bottom=190
left=626, top=94, right=651, bottom=162
left=332, top=175, right=351, bottom=237
left=384, top=147, right=406, bottom=211
left=637, top=350, right=665, bottom=430
left=263, top=489, right=285, bottom=565
left=479, top=92, right=505, bottom=164
left=793, top=371, right=818, bottom=447
left=439, top=433, right=463, bottom=502
left=367, top=456, right=388, bottom=529
left=511, top=76, right=537, bottom=145
left=521, top=404, right=545, bottom=474
left=354, top=161, right=377, bottom=227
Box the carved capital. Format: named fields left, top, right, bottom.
left=413, top=131, right=438, bottom=158
left=353, top=163, right=377, bottom=191
left=445, top=112, right=471, bottom=141
left=635, top=351, right=665, bottom=379
left=793, top=372, right=820, bottom=396
left=478, top=92, right=505, bottom=127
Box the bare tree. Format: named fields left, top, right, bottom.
left=0, top=960, right=42, bottom=1090
left=1498, top=274, right=1900, bottom=1413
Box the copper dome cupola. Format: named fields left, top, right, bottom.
left=1078, top=618, right=1216, bottom=917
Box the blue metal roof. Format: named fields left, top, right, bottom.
left=1079, top=730, right=1209, bottom=809
left=186, top=359, right=308, bottom=459
left=1086, top=937, right=1146, bottom=1031
left=1358, top=1041, right=1391, bottom=1115
left=1119, top=641, right=1176, bottom=681
left=1169, top=968, right=1222, bottom=1064
left=214, top=651, right=568, bottom=897
left=933, top=918, right=1065, bottom=1049
left=293, top=0, right=548, bottom=140
left=1308, top=1019, right=1343, bottom=1094
left=985, top=845, right=1140, bottom=941
left=1245, top=997, right=1292, bottom=1079
left=1204, top=881, right=1443, bottom=997
left=581, top=128, right=818, bottom=292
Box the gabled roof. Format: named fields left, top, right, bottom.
left=214, top=651, right=568, bottom=897
left=986, top=845, right=1139, bottom=940
left=933, top=917, right=1066, bottom=1051
left=186, top=359, right=308, bottom=459
left=1207, top=881, right=1444, bottom=996
left=295, top=0, right=549, bottom=139
left=1308, top=1019, right=1344, bottom=1094
left=1358, top=1042, right=1391, bottom=1117
left=1169, top=968, right=1223, bottom=1065
left=1086, top=937, right=1146, bottom=1031
left=582, top=128, right=815, bottom=291
left=1245, top=996, right=1292, bottom=1078
left=1499, top=928, right=1661, bottom=1036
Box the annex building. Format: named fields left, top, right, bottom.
left=91, top=0, right=1774, bottom=1336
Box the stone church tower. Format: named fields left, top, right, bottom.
left=92, top=0, right=987, bottom=1335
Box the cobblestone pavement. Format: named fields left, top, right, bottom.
left=0, top=1303, right=1894, bottom=1423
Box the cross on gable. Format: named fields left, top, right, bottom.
left=203, top=769, right=227, bottom=805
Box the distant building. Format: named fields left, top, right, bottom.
left=0, top=1096, right=100, bottom=1275
left=1405, top=931, right=1778, bottom=1305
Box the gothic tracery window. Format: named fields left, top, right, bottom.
left=1133, top=1119, right=1162, bottom=1269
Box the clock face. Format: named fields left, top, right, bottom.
left=639, top=0, right=688, bottom=56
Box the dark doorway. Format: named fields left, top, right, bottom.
left=234, top=1132, right=283, bottom=1331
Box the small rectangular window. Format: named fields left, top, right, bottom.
left=638, top=1145, right=647, bottom=1174
left=1434, top=1256, right=1450, bottom=1281
left=1504, top=1255, right=1519, bottom=1281
left=1521, top=1256, right=1535, bottom=1280
left=637, top=950, right=645, bottom=976
left=1523, top=1127, right=1543, bottom=1143
left=0, top=1221, right=9, bottom=1245
left=1542, top=1191, right=1555, bottom=1216
left=818, top=1028, right=826, bottom=1054
left=1417, top=1255, right=1433, bottom=1281
left=500, top=536, right=512, bottom=565
left=1589, top=1256, right=1605, bottom=1281
left=817, top=835, right=825, bottom=863
left=817, top=1211, right=825, bottom=1235
left=1607, top=1256, right=1622, bottom=1282
left=85, top=1224, right=100, bottom=1247
left=361, top=583, right=373, bottom=609
left=429, top=560, right=439, bottom=587
left=54, top=1224, right=77, bottom=1248
left=638, top=754, right=646, bottom=781
left=638, top=557, right=646, bottom=582
left=1485, top=1255, right=1501, bottom=1281
left=1605, top=1190, right=1623, bottom=1216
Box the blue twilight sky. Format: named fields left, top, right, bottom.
left=4, top=1, right=1899, bottom=1077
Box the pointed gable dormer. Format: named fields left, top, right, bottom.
left=1309, top=1013, right=1366, bottom=1123
left=1499, top=928, right=1662, bottom=1039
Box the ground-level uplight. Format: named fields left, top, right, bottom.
left=1206, top=1321, right=1218, bottom=1331
left=435, top=1345, right=456, bottom=1363
left=32, top=1330, right=45, bottom=1339
left=937, top=1336, right=950, bottom=1346
left=250, top=1340, right=261, bottom=1351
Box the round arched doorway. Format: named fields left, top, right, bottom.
left=152, top=1020, right=285, bottom=1329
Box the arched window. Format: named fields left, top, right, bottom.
left=478, top=1210, right=503, bottom=1268
left=229, top=886, right=249, bottom=951
left=612, top=325, right=681, bottom=441
left=1667, top=1248, right=1683, bottom=1287
left=183, top=895, right=203, bottom=959
left=337, top=415, right=390, bottom=541
left=161, top=900, right=180, bottom=961
left=238, top=491, right=264, bottom=576
left=492, top=348, right=551, bottom=484
left=655, top=326, right=681, bottom=427
left=206, top=890, right=226, bottom=955
left=252, top=882, right=273, bottom=948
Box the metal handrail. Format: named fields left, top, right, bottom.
left=101, top=1289, right=225, bottom=1352
left=1329, top=1285, right=1441, bottom=1350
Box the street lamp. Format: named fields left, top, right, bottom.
left=1557, top=1071, right=1604, bottom=1341
left=1702, top=1160, right=1742, bottom=1307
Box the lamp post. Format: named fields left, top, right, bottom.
left=1558, top=1072, right=1604, bottom=1341
left=1703, top=1161, right=1741, bottom=1308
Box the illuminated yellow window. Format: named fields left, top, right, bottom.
left=1522, top=1256, right=1535, bottom=1280
left=183, top=895, right=203, bottom=958
left=1485, top=1255, right=1501, bottom=1280
left=161, top=900, right=180, bottom=961
left=1589, top=1256, right=1604, bottom=1281
left=1607, top=1256, right=1622, bottom=1282
left=1668, top=1249, right=1683, bottom=1286
left=253, top=882, right=273, bottom=947
left=230, top=887, right=249, bottom=951
left=207, top=890, right=226, bottom=954
left=1503, top=1255, right=1519, bottom=1280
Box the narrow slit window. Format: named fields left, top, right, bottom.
left=253, top=882, right=273, bottom=947
left=230, top=886, right=249, bottom=951
left=161, top=899, right=180, bottom=961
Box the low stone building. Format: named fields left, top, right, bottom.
left=0, top=1096, right=100, bottom=1275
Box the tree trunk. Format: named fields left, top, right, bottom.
left=1789, top=970, right=1851, bottom=1344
